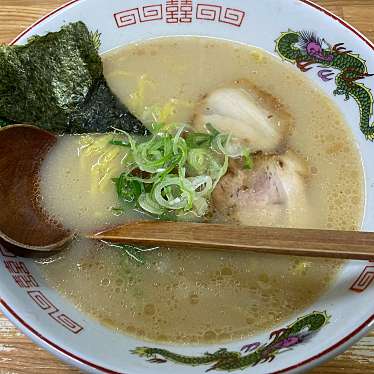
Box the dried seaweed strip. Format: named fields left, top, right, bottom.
left=0, top=21, right=147, bottom=135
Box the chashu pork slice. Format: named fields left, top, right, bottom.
left=193, top=80, right=293, bottom=153
left=211, top=151, right=311, bottom=228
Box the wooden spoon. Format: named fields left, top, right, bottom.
left=89, top=221, right=374, bottom=260
left=0, top=125, right=73, bottom=251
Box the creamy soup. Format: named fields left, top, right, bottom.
left=37, top=37, right=364, bottom=345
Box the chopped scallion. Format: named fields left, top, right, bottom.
left=111, top=124, right=252, bottom=217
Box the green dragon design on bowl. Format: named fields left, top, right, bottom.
left=132, top=311, right=330, bottom=372
left=275, top=30, right=374, bottom=140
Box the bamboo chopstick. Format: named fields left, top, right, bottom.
left=88, top=221, right=374, bottom=260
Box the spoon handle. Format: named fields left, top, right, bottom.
left=88, top=221, right=374, bottom=260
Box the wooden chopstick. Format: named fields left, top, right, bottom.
left=87, top=221, right=374, bottom=260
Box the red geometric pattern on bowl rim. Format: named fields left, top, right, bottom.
left=0, top=0, right=373, bottom=373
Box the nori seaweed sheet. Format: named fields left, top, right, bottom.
left=0, top=21, right=147, bottom=135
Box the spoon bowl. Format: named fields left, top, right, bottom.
left=0, top=124, right=73, bottom=251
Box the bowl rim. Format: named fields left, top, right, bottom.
left=2, top=296, right=374, bottom=374
left=2, top=0, right=374, bottom=373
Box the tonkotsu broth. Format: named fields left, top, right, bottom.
left=37, top=37, right=364, bottom=345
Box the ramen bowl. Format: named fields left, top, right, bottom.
left=1, top=0, right=374, bottom=373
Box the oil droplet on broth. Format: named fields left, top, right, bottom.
left=37, top=36, right=363, bottom=345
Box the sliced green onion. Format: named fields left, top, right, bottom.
left=178, top=171, right=194, bottom=211
left=115, top=173, right=142, bottom=202
left=111, top=127, right=137, bottom=150
left=190, top=175, right=212, bottom=197
left=187, top=148, right=211, bottom=174
left=135, top=136, right=173, bottom=173
left=111, top=123, right=253, bottom=218
left=109, top=139, right=130, bottom=147
left=153, top=176, right=190, bottom=210
left=111, top=207, right=124, bottom=216
left=205, top=123, right=220, bottom=136
left=243, top=148, right=253, bottom=169
left=212, top=133, right=230, bottom=155
left=185, top=132, right=212, bottom=148
left=138, top=192, right=164, bottom=215
left=193, top=196, right=209, bottom=217
left=213, top=154, right=229, bottom=189
left=173, top=125, right=186, bottom=154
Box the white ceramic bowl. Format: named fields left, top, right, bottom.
left=1, top=0, right=374, bottom=373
